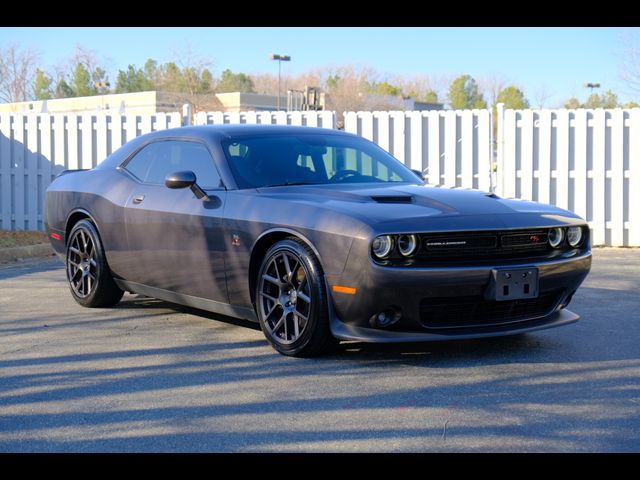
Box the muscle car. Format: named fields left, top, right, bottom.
left=45, top=125, right=592, bottom=356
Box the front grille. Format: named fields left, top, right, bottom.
left=375, top=228, right=571, bottom=267
left=419, top=229, right=550, bottom=262
left=418, top=290, right=563, bottom=330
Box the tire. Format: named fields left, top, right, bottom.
left=255, top=237, right=336, bottom=357
left=66, top=219, right=124, bottom=308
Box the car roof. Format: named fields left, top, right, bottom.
left=142, top=124, right=356, bottom=142
left=94, top=124, right=360, bottom=171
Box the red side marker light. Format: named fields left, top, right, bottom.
left=50, top=233, right=62, bottom=241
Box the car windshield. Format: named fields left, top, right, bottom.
left=221, top=133, right=421, bottom=189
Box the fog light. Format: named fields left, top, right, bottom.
left=369, top=307, right=402, bottom=328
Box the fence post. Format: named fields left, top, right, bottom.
left=495, top=103, right=505, bottom=196
left=182, top=104, right=192, bottom=126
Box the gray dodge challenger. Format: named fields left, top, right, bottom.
left=45, top=125, right=592, bottom=357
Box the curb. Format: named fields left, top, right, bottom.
left=0, top=243, right=55, bottom=264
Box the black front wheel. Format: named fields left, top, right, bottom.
left=66, top=219, right=124, bottom=308
left=256, top=238, right=335, bottom=357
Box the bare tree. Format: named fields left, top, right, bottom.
left=478, top=73, right=509, bottom=108
left=620, top=28, right=640, bottom=96
left=0, top=44, right=39, bottom=102
left=533, top=84, right=553, bottom=109
left=394, top=73, right=450, bottom=103
left=170, top=42, right=215, bottom=97
left=251, top=73, right=282, bottom=96
left=252, top=70, right=324, bottom=97
left=70, top=45, right=104, bottom=78
left=53, top=44, right=113, bottom=95
left=320, top=64, right=379, bottom=112
left=254, top=64, right=383, bottom=119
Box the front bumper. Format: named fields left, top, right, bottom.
left=325, top=248, right=592, bottom=342
left=330, top=307, right=579, bottom=342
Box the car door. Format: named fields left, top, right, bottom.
left=121, top=139, right=228, bottom=303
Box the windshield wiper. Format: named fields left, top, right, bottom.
left=263, top=181, right=318, bottom=187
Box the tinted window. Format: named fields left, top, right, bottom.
left=125, top=140, right=221, bottom=189
left=221, top=133, right=420, bottom=189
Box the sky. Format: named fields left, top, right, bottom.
left=0, top=27, right=637, bottom=107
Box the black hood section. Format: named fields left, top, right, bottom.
left=255, top=183, right=585, bottom=232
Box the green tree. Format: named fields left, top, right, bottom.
left=564, top=97, right=582, bottom=108
left=92, top=67, right=110, bottom=94
left=160, top=62, right=184, bottom=92
left=600, top=90, right=619, bottom=108
left=371, top=81, right=401, bottom=96
left=623, top=101, right=640, bottom=108
left=583, top=90, right=619, bottom=108
left=54, top=78, right=74, bottom=98
left=584, top=93, right=602, bottom=108
left=448, top=74, right=487, bottom=109
left=423, top=89, right=438, bottom=103
left=326, top=74, right=340, bottom=90
left=216, top=69, right=255, bottom=93
left=113, top=57, right=214, bottom=96
left=71, top=62, right=95, bottom=97
left=496, top=85, right=529, bottom=109
left=143, top=58, right=158, bottom=83
left=115, top=64, right=153, bottom=93
left=200, top=68, right=213, bottom=92
left=33, top=68, right=53, bottom=100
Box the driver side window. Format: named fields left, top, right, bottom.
left=124, top=140, right=221, bottom=189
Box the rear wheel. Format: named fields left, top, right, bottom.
left=66, top=219, right=124, bottom=308
left=256, top=238, right=335, bottom=357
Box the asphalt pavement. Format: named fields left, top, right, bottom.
left=0, top=249, right=638, bottom=452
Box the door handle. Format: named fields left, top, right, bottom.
left=132, top=195, right=145, bottom=205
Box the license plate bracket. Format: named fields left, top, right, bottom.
left=485, top=267, right=539, bottom=301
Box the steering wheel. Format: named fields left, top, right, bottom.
left=330, top=169, right=360, bottom=183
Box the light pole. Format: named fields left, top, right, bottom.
left=269, top=53, right=291, bottom=111
left=584, top=82, right=601, bottom=96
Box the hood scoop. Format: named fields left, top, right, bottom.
left=370, top=195, right=414, bottom=204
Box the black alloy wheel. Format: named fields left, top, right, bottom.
left=66, top=219, right=124, bottom=308
left=256, top=237, right=335, bottom=357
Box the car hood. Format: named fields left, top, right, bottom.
left=255, top=183, right=586, bottom=233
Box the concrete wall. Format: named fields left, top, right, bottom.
left=0, top=91, right=159, bottom=115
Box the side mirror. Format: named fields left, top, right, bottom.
left=165, top=171, right=209, bottom=201
left=165, top=170, right=196, bottom=189
left=411, top=169, right=426, bottom=181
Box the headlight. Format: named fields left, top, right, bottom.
left=372, top=235, right=394, bottom=259
left=567, top=226, right=583, bottom=247
left=548, top=227, right=564, bottom=248
left=397, top=234, right=418, bottom=257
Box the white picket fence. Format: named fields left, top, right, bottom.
left=496, top=106, right=640, bottom=247
left=344, top=110, right=493, bottom=191
left=0, top=113, right=181, bottom=230
left=194, top=110, right=335, bottom=128
left=0, top=108, right=638, bottom=246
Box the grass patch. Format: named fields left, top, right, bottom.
left=0, top=230, right=49, bottom=248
